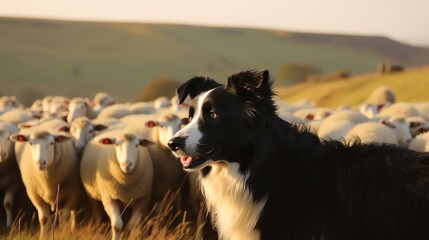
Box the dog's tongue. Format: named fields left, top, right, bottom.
left=180, top=156, right=193, bottom=167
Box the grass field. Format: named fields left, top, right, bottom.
left=1, top=17, right=429, bottom=104
left=276, top=65, right=429, bottom=107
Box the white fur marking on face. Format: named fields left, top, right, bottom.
left=175, top=89, right=214, bottom=154
left=201, top=162, right=266, bottom=240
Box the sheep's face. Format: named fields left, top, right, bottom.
left=97, top=135, right=153, bottom=174
left=0, top=131, right=12, bottom=162
left=9, top=132, right=71, bottom=170
left=145, top=114, right=184, bottom=149
left=70, top=119, right=107, bottom=156
left=383, top=119, right=413, bottom=147
left=28, top=135, right=55, bottom=170
left=67, top=98, right=88, bottom=124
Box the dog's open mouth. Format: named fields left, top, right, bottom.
left=179, top=148, right=218, bottom=170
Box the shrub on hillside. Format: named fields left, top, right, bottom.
left=276, top=64, right=321, bottom=86
left=139, top=78, right=182, bottom=102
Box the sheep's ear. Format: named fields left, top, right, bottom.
left=305, top=114, right=315, bottom=121
left=18, top=123, right=34, bottom=129
left=380, top=120, right=396, bottom=129
left=9, top=134, right=29, bottom=143
left=57, top=125, right=70, bottom=132
left=98, top=137, right=115, bottom=145
left=409, top=122, right=421, bottom=128
left=176, top=76, right=222, bottom=104
left=53, top=134, right=71, bottom=143
left=93, top=124, right=108, bottom=131
left=145, top=120, right=159, bottom=128
left=139, top=139, right=154, bottom=147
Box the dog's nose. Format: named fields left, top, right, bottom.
left=168, top=137, right=185, bottom=152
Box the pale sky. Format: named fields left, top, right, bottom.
left=0, top=0, right=428, bottom=46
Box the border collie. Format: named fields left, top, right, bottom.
left=168, top=70, right=429, bottom=240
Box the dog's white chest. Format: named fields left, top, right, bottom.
left=201, top=163, right=266, bottom=240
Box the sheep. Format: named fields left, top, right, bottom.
left=18, top=118, right=70, bottom=135
left=41, top=96, right=53, bottom=115
left=378, top=102, right=421, bottom=119
left=27, top=99, right=44, bottom=119
left=80, top=130, right=154, bottom=240
left=153, top=96, right=171, bottom=109
left=0, top=109, right=34, bottom=125
left=0, top=96, right=20, bottom=112
left=344, top=122, right=398, bottom=145
left=405, top=116, right=429, bottom=137
left=408, top=132, right=429, bottom=152
left=45, top=96, right=69, bottom=118
left=128, top=102, right=157, bottom=115
left=92, top=92, right=116, bottom=112
left=10, top=130, right=83, bottom=239
left=365, top=85, right=396, bottom=105
left=293, top=107, right=332, bottom=121
left=122, top=113, right=187, bottom=205
left=69, top=117, right=114, bottom=155
left=381, top=118, right=413, bottom=147
left=413, top=102, right=429, bottom=120
left=317, top=110, right=369, bottom=140
left=67, top=97, right=99, bottom=124
left=0, top=121, right=22, bottom=228
left=97, top=104, right=133, bottom=119
left=142, top=113, right=187, bottom=200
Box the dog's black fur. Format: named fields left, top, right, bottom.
left=173, top=70, right=429, bottom=240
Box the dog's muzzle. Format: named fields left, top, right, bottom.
left=168, top=136, right=186, bottom=152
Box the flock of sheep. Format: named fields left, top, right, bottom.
left=0, top=93, right=190, bottom=240
left=0, top=85, right=429, bottom=239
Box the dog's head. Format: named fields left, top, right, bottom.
left=168, top=70, right=276, bottom=171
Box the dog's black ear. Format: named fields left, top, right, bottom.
left=176, top=76, right=222, bottom=104
left=226, top=70, right=272, bottom=94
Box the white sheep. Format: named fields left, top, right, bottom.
left=0, top=121, right=21, bottom=228
left=413, top=102, right=429, bottom=120
left=92, top=92, right=116, bottom=112
left=381, top=118, right=413, bottom=147
left=137, top=113, right=187, bottom=203
left=67, top=97, right=99, bottom=124
left=128, top=102, right=157, bottom=115
left=18, top=118, right=70, bottom=135
left=317, top=110, right=369, bottom=141
left=408, top=132, right=429, bottom=152
left=45, top=96, right=69, bottom=118
left=153, top=96, right=171, bottom=109
left=366, top=85, right=396, bottom=105
left=80, top=130, right=154, bottom=240
left=378, top=102, right=421, bottom=119
left=69, top=117, right=117, bottom=155
left=10, top=130, right=83, bottom=239
left=405, top=116, right=429, bottom=137
left=344, top=122, right=398, bottom=145
left=0, top=109, right=34, bottom=125
left=0, top=96, right=20, bottom=112
left=120, top=113, right=187, bottom=205
left=97, top=104, right=133, bottom=119
left=293, top=107, right=332, bottom=121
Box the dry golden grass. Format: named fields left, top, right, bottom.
left=3, top=191, right=200, bottom=240
left=276, top=65, right=429, bottom=107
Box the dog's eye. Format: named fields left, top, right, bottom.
left=209, top=112, right=218, bottom=119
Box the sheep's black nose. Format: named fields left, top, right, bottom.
left=168, top=137, right=185, bottom=152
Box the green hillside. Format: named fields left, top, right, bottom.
left=1, top=17, right=429, bottom=104
left=276, top=66, right=429, bottom=107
